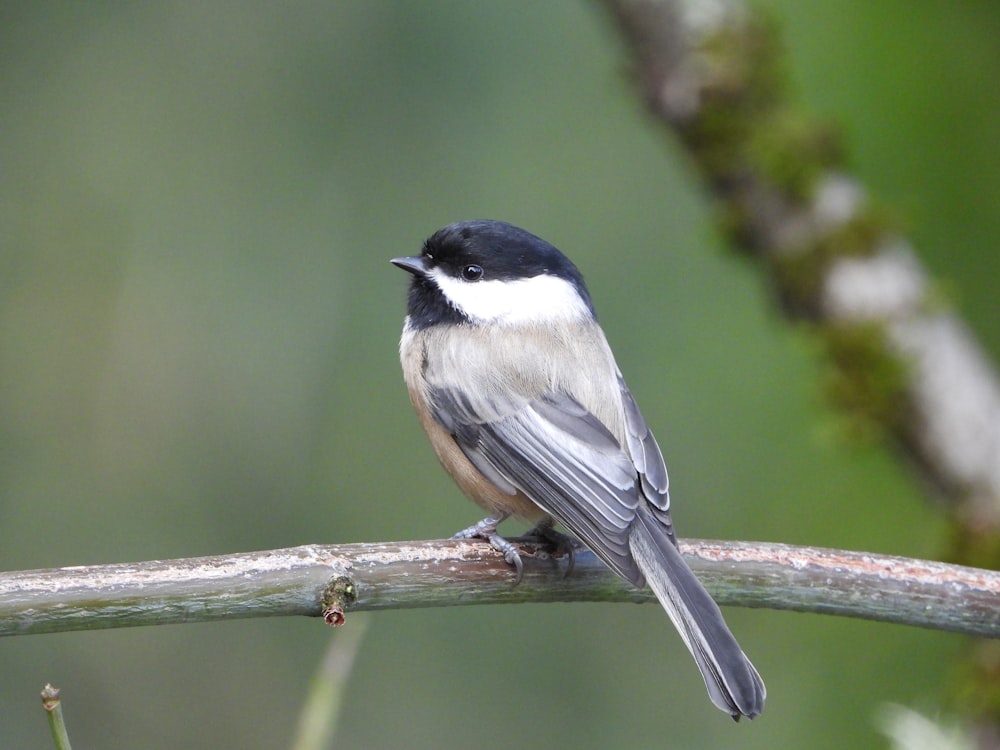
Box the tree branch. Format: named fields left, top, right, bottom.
left=2, top=539, right=999, bottom=638
left=598, top=0, right=1000, bottom=525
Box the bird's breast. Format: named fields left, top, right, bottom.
left=408, top=322, right=625, bottom=435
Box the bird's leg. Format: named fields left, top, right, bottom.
left=520, top=517, right=578, bottom=577
left=452, top=514, right=523, bottom=583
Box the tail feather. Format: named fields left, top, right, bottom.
left=629, top=505, right=765, bottom=720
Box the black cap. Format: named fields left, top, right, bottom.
left=393, top=220, right=594, bottom=329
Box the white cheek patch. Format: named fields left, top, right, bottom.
left=430, top=268, right=591, bottom=326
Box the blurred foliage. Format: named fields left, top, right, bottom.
left=0, top=1, right=997, bottom=748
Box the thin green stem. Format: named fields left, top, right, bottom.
left=40, top=684, right=73, bottom=750
left=290, top=614, right=371, bottom=750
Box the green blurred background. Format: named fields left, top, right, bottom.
left=1, top=2, right=998, bottom=747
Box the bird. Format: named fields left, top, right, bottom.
left=391, top=219, right=765, bottom=720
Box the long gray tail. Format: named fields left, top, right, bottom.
left=628, top=504, right=765, bottom=720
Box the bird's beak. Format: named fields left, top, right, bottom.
left=391, top=256, right=428, bottom=276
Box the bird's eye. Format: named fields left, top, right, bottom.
left=461, top=264, right=484, bottom=281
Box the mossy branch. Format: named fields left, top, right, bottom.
left=599, top=0, right=1000, bottom=531
left=2, top=539, right=999, bottom=638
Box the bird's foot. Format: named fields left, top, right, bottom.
left=452, top=515, right=524, bottom=583
left=516, top=519, right=579, bottom=577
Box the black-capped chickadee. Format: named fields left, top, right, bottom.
left=392, top=220, right=765, bottom=720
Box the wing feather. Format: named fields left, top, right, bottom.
left=617, top=370, right=669, bottom=509
left=431, top=387, right=644, bottom=584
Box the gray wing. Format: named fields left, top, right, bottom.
left=431, top=382, right=669, bottom=586
left=616, top=370, right=674, bottom=534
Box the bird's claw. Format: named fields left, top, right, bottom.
left=452, top=515, right=524, bottom=584
left=452, top=515, right=506, bottom=541
left=490, top=533, right=524, bottom=584
left=519, top=519, right=578, bottom=577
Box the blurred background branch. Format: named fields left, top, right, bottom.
left=3, top=539, right=1000, bottom=638
left=600, top=0, right=1000, bottom=526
